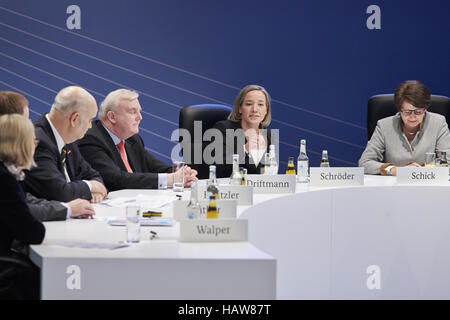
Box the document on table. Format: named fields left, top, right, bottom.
left=108, top=218, right=174, bottom=227
left=45, top=239, right=130, bottom=250
left=100, top=194, right=175, bottom=209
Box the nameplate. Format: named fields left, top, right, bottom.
left=244, top=174, right=296, bottom=194
left=179, top=219, right=248, bottom=242
left=397, top=167, right=449, bottom=185
left=197, top=185, right=253, bottom=205
left=172, top=199, right=237, bottom=221
left=309, top=167, right=364, bottom=187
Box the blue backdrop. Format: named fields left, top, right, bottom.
left=1, top=0, right=449, bottom=171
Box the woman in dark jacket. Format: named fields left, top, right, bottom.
left=213, top=85, right=273, bottom=178
left=0, top=114, right=45, bottom=299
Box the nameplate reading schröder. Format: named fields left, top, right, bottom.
left=309, top=167, right=364, bottom=187
left=245, top=174, right=296, bottom=193
left=179, top=219, right=248, bottom=242
left=173, top=199, right=237, bottom=221
left=397, top=167, right=449, bottom=185
left=197, top=185, right=253, bottom=205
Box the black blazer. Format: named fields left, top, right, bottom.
left=78, top=120, right=172, bottom=191
left=0, top=162, right=45, bottom=256
left=213, top=119, right=272, bottom=178
left=24, top=115, right=104, bottom=202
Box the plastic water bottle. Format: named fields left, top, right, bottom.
left=186, top=182, right=201, bottom=219
left=267, top=145, right=278, bottom=175
left=297, top=139, right=309, bottom=182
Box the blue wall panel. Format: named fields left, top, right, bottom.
left=1, top=0, right=449, bottom=170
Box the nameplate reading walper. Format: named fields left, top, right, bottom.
left=397, top=167, right=449, bottom=185
left=197, top=185, right=253, bottom=205
left=173, top=199, right=237, bottom=221
left=245, top=174, right=296, bottom=194
left=309, top=167, right=364, bottom=187
left=179, top=219, right=248, bottom=242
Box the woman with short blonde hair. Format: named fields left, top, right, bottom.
left=0, top=114, right=36, bottom=170
left=0, top=114, right=45, bottom=299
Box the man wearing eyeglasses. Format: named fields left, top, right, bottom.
left=359, top=80, right=450, bottom=175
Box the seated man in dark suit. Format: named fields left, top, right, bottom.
left=78, top=89, right=197, bottom=191
left=25, top=86, right=107, bottom=203
left=0, top=91, right=94, bottom=220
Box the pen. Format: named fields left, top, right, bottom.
left=142, top=210, right=163, bottom=218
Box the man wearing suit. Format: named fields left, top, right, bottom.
left=0, top=91, right=94, bottom=220
left=78, top=89, right=197, bottom=191
left=25, top=86, right=107, bottom=203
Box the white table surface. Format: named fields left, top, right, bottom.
left=30, top=174, right=450, bottom=299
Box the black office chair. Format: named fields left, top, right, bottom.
left=367, top=94, right=450, bottom=140
left=0, top=255, right=38, bottom=299
left=179, top=104, right=232, bottom=179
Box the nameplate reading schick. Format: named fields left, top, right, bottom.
left=309, top=167, right=364, bottom=187
left=245, top=174, right=296, bottom=194
left=173, top=199, right=237, bottom=221
left=179, top=219, right=248, bottom=242
left=397, top=167, right=449, bottom=185
left=197, top=185, right=253, bottom=205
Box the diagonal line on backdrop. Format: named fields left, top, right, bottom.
left=139, top=126, right=174, bottom=144
left=0, top=79, right=51, bottom=108
left=0, top=6, right=364, bottom=130
left=0, top=37, right=184, bottom=110
left=0, top=37, right=361, bottom=148
left=1, top=77, right=355, bottom=165
left=0, top=73, right=175, bottom=142
left=0, top=22, right=229, bottom=105
left=144, top=147, right=171, bottom=161
left=0, top=54, right=177, bottom=126
left=272, top=119, right=365, bottom=149
left=279, top=141, right=357, bottom=166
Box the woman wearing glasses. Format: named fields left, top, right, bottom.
left=359, top=80, right=450, bottom=175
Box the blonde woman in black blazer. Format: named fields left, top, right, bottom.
left=213, top=85, right=273, bottom=178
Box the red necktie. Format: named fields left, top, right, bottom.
left=117, top=141, right=133, bottom=173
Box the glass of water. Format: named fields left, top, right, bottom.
left=424, top=152, right=436, bottom=167
left=126, top=205, right=141, bottom=243
left=172, top=160, right=185, bottom=192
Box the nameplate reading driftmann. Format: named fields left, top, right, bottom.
left=245, top=174, right=296, bottom=194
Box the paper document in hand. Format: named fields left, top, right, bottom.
left=101, top=194, right=175, bottom=209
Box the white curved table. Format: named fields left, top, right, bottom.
left=30, top=175, right=450, bottom=299
left=239, top=175, right=450, bottom=299
left=29, top=188, right=276, bottom=300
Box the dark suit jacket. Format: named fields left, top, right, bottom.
left=213, top=119, right=272, bottom=178
left=78, top=120, right=172, bottom=191
left=24, top=115, right=104, bottom=202
left=0, top=162, right=45, bottom=256
left=26, top=193, right=67, bottom=222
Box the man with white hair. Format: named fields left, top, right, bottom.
left=78, top=89, right=198, bottom=191
left=25, top=86, right=107, bottom=203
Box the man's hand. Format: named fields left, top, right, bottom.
left=183, top=166, right=198, bottom=187
left=67, top=198, right=95, bottom=219
left=89, top=180, right=107, bottom=203
left=168, top=166, right=198, bottom=188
